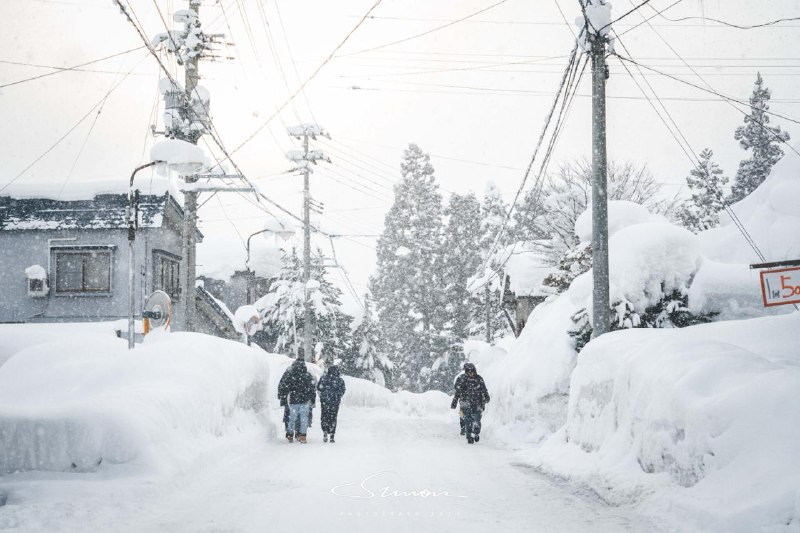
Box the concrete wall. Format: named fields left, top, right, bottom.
left=0, top=228, right=182, bottom=324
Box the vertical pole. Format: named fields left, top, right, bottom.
left=303, top=133, right=313, bottom=362
left=485, top=285, right=491, bottom=343
left=127, top=204, right=135, bottom=349
left=591, top=34, right=610, bottom=338
left=179, top=0, right=201, bottom=332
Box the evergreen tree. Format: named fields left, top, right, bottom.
left=352, top=295, right=394, bottom=387
left=370, top=144, right=447, bottom=392
left=729, top=72, right=790, bottom=203
left=442, top=192, right=483, bottom=341
left=470, top=184, right=514, bottom=340
left=257, top=249, right=354, bottom=364
left=676, top=148, right=728, bottom=233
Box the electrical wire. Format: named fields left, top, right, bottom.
left=0, top=46, right=144, bottom=89
left=0, top=51, right=150, bottom=193
left=340, top=0, right=511, bottom=57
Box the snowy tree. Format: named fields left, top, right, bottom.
left=442, top=192, right=483, bottom=342
left=536, top=160, right=676, bottom=296
left=569, top=291, right=718, bottom=352
left=676, top=148, right=728, bottom=233
left=370, top=144, right=448, bottom=392
left=729, top=72, right=790, bottom=203
left=351, top=295, right=394, bottom=387
left=257, top=249, right=354, bottom=364
left=470, top=184, right=515, bottom=340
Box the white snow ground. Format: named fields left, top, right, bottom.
left=0, top=326, right=659, bottom=533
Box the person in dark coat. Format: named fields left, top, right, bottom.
left=278, top=358, right=316, bottom=443
left=317, top=364, right=346, bottom=443
left=451, top=362, right=490, bottom=444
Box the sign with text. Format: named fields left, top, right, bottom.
left=759, top=266, right=800, bottom=307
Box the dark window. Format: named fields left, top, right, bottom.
left=154, top=253, right=180, bottom=300
left=55, top=250, right=112, bottom=293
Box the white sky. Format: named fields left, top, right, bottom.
left=1, top=0, right=799, bottom=316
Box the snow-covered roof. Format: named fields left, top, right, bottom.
left=0, top=193, right=179, bottom=232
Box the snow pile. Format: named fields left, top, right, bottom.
left=692, top=147, right=800, bottom=319
left=525, top=313, right=800, bottom=532
left=150, top=139, right=210, bottom=174
left=0, top=327, right=270, bottom=476
left=23, top=264, right=46, bottom=280
left=0, top=177, right=173, bottom=201
left=574, top=200, right=657, bottom=242
left=503, top=242, right=552, bottom=296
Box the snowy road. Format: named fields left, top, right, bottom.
left=1, top=406, right=659, bottom=533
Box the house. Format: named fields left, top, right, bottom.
left=0, top=192, right=238, bottom=341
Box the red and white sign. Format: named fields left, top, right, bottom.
left=759, top=266, right=800, bottom=307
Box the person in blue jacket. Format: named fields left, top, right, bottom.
left=317, top=364, right=346, bottom=443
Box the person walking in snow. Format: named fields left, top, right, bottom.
left=453, top=369, right=466, bottom=436
left=317, top=364, right=346, bottom=443
left=451, top=362, right=490, bottom=444
left=278, top=358, right=316, bottom=443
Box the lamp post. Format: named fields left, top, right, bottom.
left=245, top=224, right=295, bottom=304
left=127, top=160, right=165, bottom=349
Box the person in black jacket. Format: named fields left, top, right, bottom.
left=317, top=364, right=346, bottom=443
left=278, top=358, right=316, bottom=443
left=451, top=362, right=490, bottom=444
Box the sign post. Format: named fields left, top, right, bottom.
left=751, top=260, right=800, bottom=308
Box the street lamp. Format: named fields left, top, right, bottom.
left=244, top=222, right=295, bottom=304
left=127, top=160, right=165, bottom=350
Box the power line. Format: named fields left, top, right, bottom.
left=340, top=0, right=511, bottom=57
left=0, top=46, right=144, bottom=89
left=229, top=0, right=385, bottom=156
left=471, top=45, right=582, bottom=292
left=0, top=51, right=149, bottom=193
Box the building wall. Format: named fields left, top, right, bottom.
left=0, top=228, right=181, bottom=323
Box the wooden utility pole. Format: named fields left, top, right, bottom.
left=589, top=9, right=610, bottom=338
left=287, top=125, right=331, bottom=361
left=178, top=1, right=201, bottom=332
left=302, top=133, right=313, bottom=361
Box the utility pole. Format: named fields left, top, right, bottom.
left=587, top=3, right=611, bottom=337
left=485, top=285, right=491, bottom=343
left=287, top=125, right=331, bottom=361
left=179, top=0, right=201, bottom=333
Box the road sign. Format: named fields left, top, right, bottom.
left=758, top=266, right=800, bottom=307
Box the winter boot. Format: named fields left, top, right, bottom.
left=323, top=433, right=328, bottom=443
left=329, top=434, right=335, bottom=443
left=298, top=434, right=307, bottom=444
left=286, top=433, right=294, bottom=443
left=474, top=435, right=480, bottom=443
left=466, top=435, right=474, bottom=444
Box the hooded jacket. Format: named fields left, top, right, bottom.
left=317, top=365, right=346, bottom=406
left=452, top=366, right=490, bottom=409
left=278, top=359, right=316, bottom=405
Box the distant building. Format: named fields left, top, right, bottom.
left=0, top=192, right=238, bottom=341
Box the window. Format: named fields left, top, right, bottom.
left=154, top=252, right=180, bottom=300
left=55, top=250, right=112, bottom=293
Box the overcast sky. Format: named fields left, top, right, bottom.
left=1, top=0, right=799, bottom=316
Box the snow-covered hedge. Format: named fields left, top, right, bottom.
left=526, top=313, right=800, bottom=531
left=0, top=328, right=270, bottom=475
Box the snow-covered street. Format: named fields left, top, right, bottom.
left=0, top=405, right=658, bottom=533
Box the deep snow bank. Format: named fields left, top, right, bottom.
left=525, top=312, right=800, bottom=532
left=0, top=328, right=270, bottom=475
